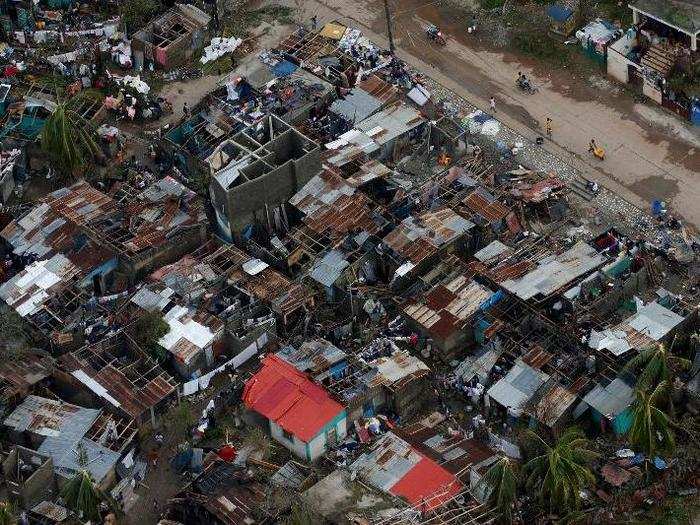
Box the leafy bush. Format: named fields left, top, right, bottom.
left=133, top=310, right=169, bottom=363
left=121, top=0, right=162, bottom=35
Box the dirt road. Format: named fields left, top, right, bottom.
left=264, top=0, right=700, bottom=229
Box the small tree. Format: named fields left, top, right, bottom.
left=133, top=310, right=170, bottom=363
left=41, top=99, right=101, bottom=180
left=0, top=305, right=29, bottom=361
left=121, top=0, right=162, bottom=36
left=475, top=455, right=518, bottom=523
left=523, top=427, right=599, bottom=514
left=172, top=401, right=195, bottom=439
left=61, top=470, right=103, bottom=522
left=628, top=381, right=675, bottom=456
left=286, top=503, right=315, bottom=525
left=243, top=427, right=271, bottom=459
left=0, top=501, right=16, bottom=525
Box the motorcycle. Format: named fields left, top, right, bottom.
left=426, top=25, right=447, bottom=46
left=516, top=77, right=538, bottom=94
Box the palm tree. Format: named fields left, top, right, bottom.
left=628, top=381, right=675, bottom=456
left=41, top=98, right=100, bottom=179
left=475, top=455, right=517, bottom=523
left=0, top=501, right=16, bottom=525
left=623, top=340, right=691, bottom=391
left=523, top=427, right=598, bottom=514
left=61, top=469, right=103, bottom=522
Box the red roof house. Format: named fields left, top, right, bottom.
left=242, top=355, right=347, bottom=461
left=349, top=432, right=464, bottom=511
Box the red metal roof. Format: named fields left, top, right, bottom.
left=390, top=456, right=464, bottom=510
left=242, top=355, right=343, bottom=443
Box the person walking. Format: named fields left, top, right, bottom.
left=545, top=117, right=552, bottom=138
left=311, top=15, right=318, bottom=30
left=489, top=96, right=496, bottom=113
left=182, top=102, right=190, bottom=119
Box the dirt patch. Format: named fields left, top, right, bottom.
left=627, top=175, right=680, bottom=204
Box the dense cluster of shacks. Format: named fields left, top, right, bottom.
left=1, top=7, right=699, bottom=525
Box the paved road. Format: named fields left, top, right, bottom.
left=265, top=0, right=700, bottom=229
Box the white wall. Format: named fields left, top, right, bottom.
left=269, top=414, right=347, bottom=461
left=269, top=421, right=308, bottom=459
left=607, top=30, right=638, bottom=84
left=608, top=52, right=631, bottom=83
left=306, top=432, right=327, bottom=461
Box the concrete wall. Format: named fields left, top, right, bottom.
left=607, top=30, right=638, bottom=84
left=211, top=124, right=321, bottom=239
left=270, top=420, right=308, bottom=459
left=2, top=447, right=56, bottom=509
left=269, top=410, right=347, bottom=461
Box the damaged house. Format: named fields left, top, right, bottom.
left=402, top=271, right=497, bottom=361
left=349, top=431, right=464, bottom=511
left=164, top=459, right=267, bottom=525
left=56, top=331, right=178, bottom=425
left=131, top=3, right=211, bottom=70
left=325, top=340, right=432, bottom=421
left=129, top=284, right=226, bottom=378
left=207, top=115, right=322, bottom=240
left=382, top=207, right=475, bottom=286
left=3, top=395, right=135, bottom=489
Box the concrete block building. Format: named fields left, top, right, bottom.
left=208, top=115, right=321, bottom=240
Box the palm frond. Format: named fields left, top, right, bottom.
left=476, top=456, right=518, bottom=522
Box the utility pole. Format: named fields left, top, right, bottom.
left=383, top=0, right=396, bottom=54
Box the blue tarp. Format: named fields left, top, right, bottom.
left=547, top=4, right=573, bottom=22
left=480, top=290, right=504, bottom=311
left=474, top=317, right=491, bottom=344
left=691, top=103, right=700, bottom=126
left=474, top=112, right=493, bottom=124
left=653, top=457, right=667, bottom=470
left=272, top=60, right=298, bottom=78
left=652, top=199, right=665, bottom=216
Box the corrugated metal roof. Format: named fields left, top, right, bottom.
left=474, top=240, right=512, bottom=263
left=349, top=432, right=462, bottom=510
left=502, top=241, right=607, bottom=300
left=487, top=360, right=549, bottom=415
left=356, top=102, right=425, bottom=147
left=309, top=250, right=350, bottom=288
left=277, top=339, right=346, bottom=373
left=582, top=378, right=634, bottom=418
left=0, top=254, right=79, bottom=317
left=404, top=275, right=492, bottom=341
left=384, top=208, right=474, bottom=266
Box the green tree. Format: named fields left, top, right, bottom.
left=0, top=501, right=16, bottom=525
left=623, top=341, right=691, bottom=391
left=523, top=427, right=599, bottom=513
left=628, top=381, right=675, bottom=456
left=61, top=469, right=103, bottom=522
left=121, top=0, right=161, bottom=35
left=41, top=99, right=100, bottom=179
left=172, top=401, right=195, bottom=438
left=0, top=304, right=29, bottom=360
left=133, top=310, right=170, bottom=363
left=475, top=455, right=518, bottom=523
